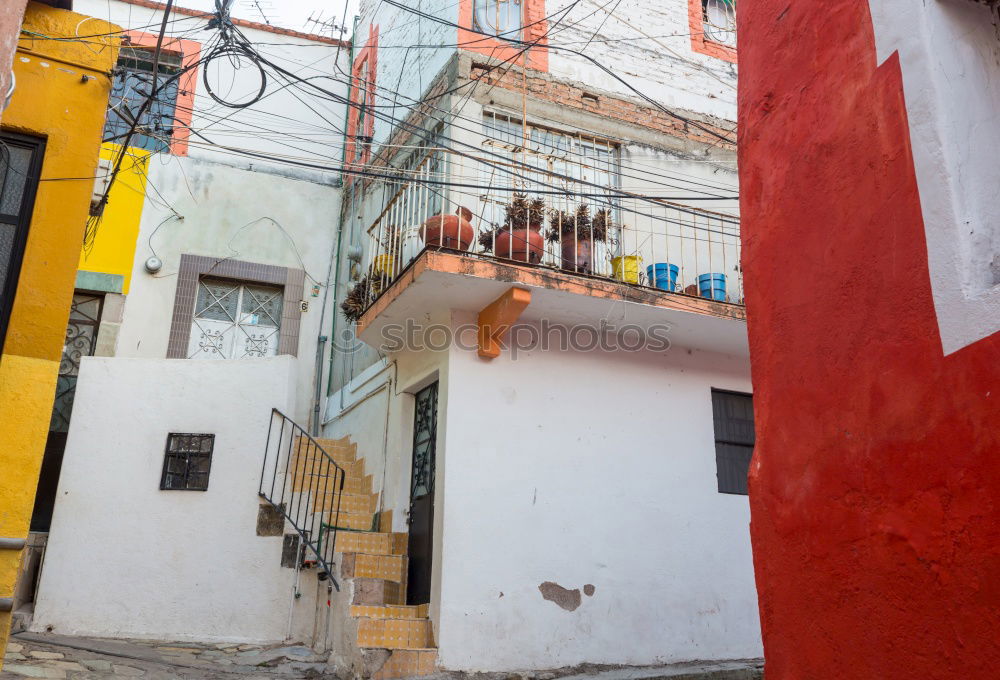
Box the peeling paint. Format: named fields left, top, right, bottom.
left=538, top=582, right=582, bottom=612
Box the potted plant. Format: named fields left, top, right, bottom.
left=420, top=206, right=476, bottom=251
left=480, top=193, right=545, bottom=264
left=340, top=274, right=382, bottom=324
left=546, top=204, right=612, bottom=274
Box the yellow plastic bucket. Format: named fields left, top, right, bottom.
left=372, top=254, right=396, bottom=276
left=611, top=255, right=641, bottom=284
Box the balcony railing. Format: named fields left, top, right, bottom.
left=360, top=148, right=742, bottom=312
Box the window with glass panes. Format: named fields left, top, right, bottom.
left=104, top=46, right=183, bottom=153
left=186, top=278, right=283, bottom=360
left=474, top=0, right=523, bottom=39
left=160, top=433, right=215, bottom=491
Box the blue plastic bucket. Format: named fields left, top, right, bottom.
left=698, top=273, right=727, bottom=301
left=646, top=263, right=679, bottom=292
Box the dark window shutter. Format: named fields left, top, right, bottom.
left=711, top=390, right=755, bottom=495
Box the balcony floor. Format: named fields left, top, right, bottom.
left=357, top=250, right=748, bottom=357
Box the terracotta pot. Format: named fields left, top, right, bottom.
left=494, top=227, right=545, bottom=264
left=559, top=235, right=593, bottom=274
left=421, top=207, right=475, bottom=251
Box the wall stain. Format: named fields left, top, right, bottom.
left=538, top=581, right=582, bottom=611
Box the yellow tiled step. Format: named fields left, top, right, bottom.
left=291, top=437, right=357, bottom=463
left=351, top=604, right=428, bottom=620
left=342, top=553, right=407, bottom=582
left=329, top=511, right=375, bottom=531
left=291, top=461, right=365, bottom=492
left=335, top=531, right=408, bottom=556
left=311, top=491, right=378, bottom=515
left=373, top=649, right=438, bottom=679
left=357, top=617, right=434, bottom=650
left=352, top=578, right=405, bottom=606
left=291, top=448, right=356, bottom=469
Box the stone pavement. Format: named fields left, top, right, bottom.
left=2, top=633, right=334, bottom=679
left=2, top=634, right=763, bottom=680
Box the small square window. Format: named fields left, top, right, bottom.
left=160, top=433, right=215, bottom=491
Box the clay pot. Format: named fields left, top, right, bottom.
left=421, top=207, right=475, bottom=251
left=494, top=227, right=545, bottom=264
left=559, top=235, right=593, bottom=274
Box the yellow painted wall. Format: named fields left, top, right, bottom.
left=0, top=2, right=120, bottom=659
left=78, top=143, right=150, bottom=295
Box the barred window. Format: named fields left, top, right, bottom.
left=160, top=433, right=215, bottom=491
left=474, top=0, right=522, bottom=40
left=104, top=47, right=183, bottom=153
left=702, top=0, right=736, bottom=48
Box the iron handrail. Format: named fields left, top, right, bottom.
left=259, top=407, right=345, bottom=590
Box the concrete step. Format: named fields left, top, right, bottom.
left=352, top=578, right=404, bottom=606
left=373, top=649, right=438, bottom=679
left=357, top=617, right=434, bottom=650
left=342, top=553, right=407, bottom=583
left=350, top=604, right=428, bottom=620
left=335, top=531, right=408, bottom=557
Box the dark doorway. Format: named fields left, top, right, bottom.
left=406, top=381, right=438, bottom=606
left=31, top=292, right=104, bottom=531
left=0, top=131, right=46, bottom=353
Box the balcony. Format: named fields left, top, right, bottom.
left=348, top=145, right=747, bottom=357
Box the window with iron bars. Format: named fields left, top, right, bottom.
left=160, top=433, right=215, bottom=491
left=474, top=0, right=523, bottom=40
left=702, top=0, right=736, bottom=49
left=104, top=47, right=183, bottom=153
left=187, top=278, right=283, bottom=360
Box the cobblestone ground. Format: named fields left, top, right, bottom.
left=1, top=633, right=336, bottom=679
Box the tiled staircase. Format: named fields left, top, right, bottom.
left=293, top=437, right=438, bottom=679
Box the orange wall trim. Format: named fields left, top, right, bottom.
left=457, top=0, right=549, bottom=72
left=123, top=29, right=200, bottom=156
left=687, top=0, right=737, bottom=64
left=345, top=24, right=379, bottom=174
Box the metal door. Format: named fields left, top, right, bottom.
left=407, top=381, right=438, bottom=605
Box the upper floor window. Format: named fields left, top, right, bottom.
left=188, top=278, right=283, bottom=360
left=689, top=0, right=737, bottom=62
left=104, top=46, right=183, bottom=153
left=474, top=0, right=523, bottom=39
left=703, top=0, right=736, bottom=48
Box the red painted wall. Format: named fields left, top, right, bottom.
left=738, top=1, right=1000, bottom=678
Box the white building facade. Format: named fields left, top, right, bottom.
left=30, top=0, right=760, bottom=675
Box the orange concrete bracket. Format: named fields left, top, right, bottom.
left=477, top=287, right=531, bottom=359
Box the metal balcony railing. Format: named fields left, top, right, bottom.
left=259, top=408, right=345, bottom=590
left=360, top=148, right=743, bottom=312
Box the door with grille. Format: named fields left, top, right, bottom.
left=407, top=381, right=438, bottom=605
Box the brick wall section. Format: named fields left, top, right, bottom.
left=468, top=62, right=737, bottom=150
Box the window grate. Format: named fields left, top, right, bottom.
left=702, top=0, right=737, bottom=49
left=711, top=389, right=754, bottom=495
left=104, top=47, right=182, bottom=153
left=160, top=433, right=215, bottom=491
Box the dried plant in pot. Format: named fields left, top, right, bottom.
left=481, top=193, right=546, bottom=264
left=546, top=204, right=612, bottom=274
left=420, top=206, right=476, bottom=251
left=340, top=274, right=382, bottom=324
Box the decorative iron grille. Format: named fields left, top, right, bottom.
left=160, top=433, right=215, bottom=491
left=187, top=278, right=283, bottom=359
left=50, top=293, right=103, bottom=433
left=702, top=0, right=736, bottom=48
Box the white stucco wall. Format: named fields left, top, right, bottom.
left=32, top=356, right=302, bottom=643
left=868, top=0, right=1000, bottom=354
left=432, top=314, right=760, bottom=670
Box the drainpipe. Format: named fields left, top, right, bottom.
left=325, top=15, right=361, bottom=405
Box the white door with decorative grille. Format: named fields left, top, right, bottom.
left=187, top=278, right=283, bottom=359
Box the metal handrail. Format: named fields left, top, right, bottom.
left=259, top=408, right=345, bottom=590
